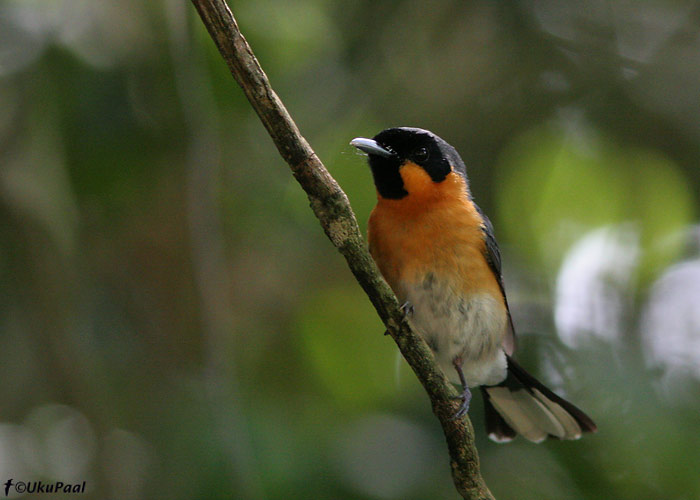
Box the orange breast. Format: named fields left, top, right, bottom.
left=368, top=169, right=502, bottom=301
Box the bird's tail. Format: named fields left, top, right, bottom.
left=481, top=355, right=597, bottom=443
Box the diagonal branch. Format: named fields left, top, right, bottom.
left=190, top=1, right=495, bottom=498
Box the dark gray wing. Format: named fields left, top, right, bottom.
left=476, top=206, right=516, bottom=355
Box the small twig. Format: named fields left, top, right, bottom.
left=190, top=1, right=495, bottom=498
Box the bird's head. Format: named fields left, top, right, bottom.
left=351, top=127, right=468, bottom=200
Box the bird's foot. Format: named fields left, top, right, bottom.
left=400, top=301, right=414, bottom=318
left=450, top=385, right=472, bottom=421
left=450, top=357, right=471, bottom=420
left=384, top=301, right=414, bottom=335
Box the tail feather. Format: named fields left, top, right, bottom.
left=482, top=355, right=597, bottom=443
left=481, top=388, right=517, bottom=442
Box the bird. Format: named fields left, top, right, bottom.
left=350, top=127, right=597, bottom=442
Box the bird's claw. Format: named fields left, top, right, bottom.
left=450, top=386, right=472, bottom=421
left=386, top=302, right=414, bottom=335
left=400, top=301, right=414, bottom=318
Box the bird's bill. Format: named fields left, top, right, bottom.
left=350, top=137, right=394, bottom=158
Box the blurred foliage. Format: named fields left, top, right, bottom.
left=496, top=124, right=694, bottom=281
left=2, top=1, right=700, bottom=499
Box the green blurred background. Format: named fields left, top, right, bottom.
left=2, top=1, right=700, bottom=499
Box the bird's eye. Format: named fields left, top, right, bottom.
left=414, top=147, right=429, bottom=162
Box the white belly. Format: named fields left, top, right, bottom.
left=402, top=275, right=508, bottom=387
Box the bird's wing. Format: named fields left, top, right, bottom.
left=477, top=207, right=516, bottom=355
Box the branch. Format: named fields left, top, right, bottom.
left=190, top=1, right=495, bottom=498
